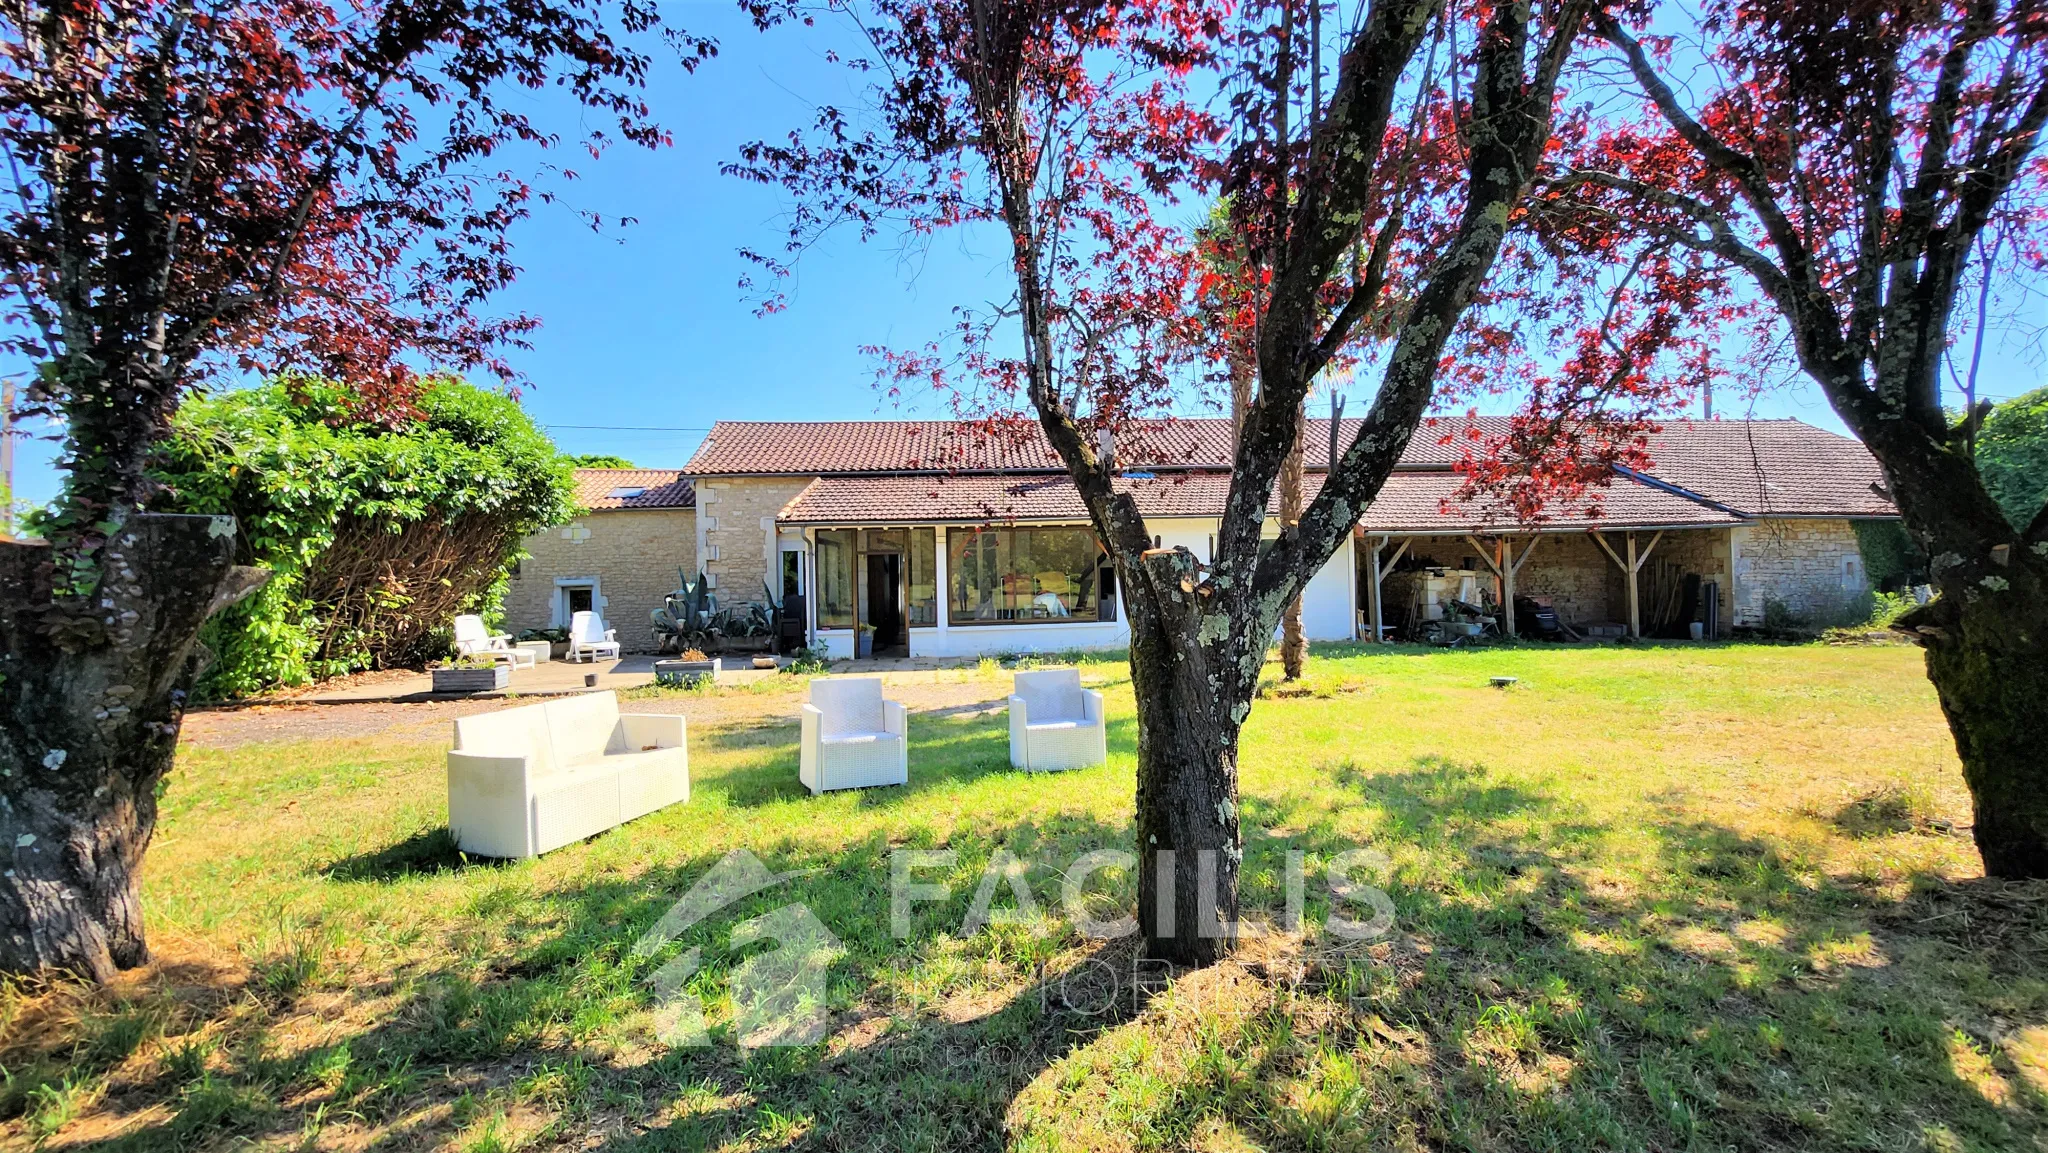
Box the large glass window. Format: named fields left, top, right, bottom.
left=816, top=530, right=855, bottom=629
left=908, top=528, right=938, bottom=626
left=947, top=527, right=1104, bottom=624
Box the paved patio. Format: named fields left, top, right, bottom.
left=272, top=652, right=999, bottom=704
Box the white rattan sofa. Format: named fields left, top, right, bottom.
left=1009, top=668, right=1107, bottom=771
left=800, top=676, right=908, bottom=794
left=447, top=691, right=688, bottom=858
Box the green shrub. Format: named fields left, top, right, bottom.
left=1862, top=590, right=1914, bottom=629
left=1978, top=386, right=2048, bottom=530
left=149, top=377, right=575, bottom=697
left=1851, top=519, right=1924, bottom=589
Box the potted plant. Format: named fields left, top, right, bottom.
left=654, top=648, right=720, bottom=686
left=856, top=622, right=876, bottom=659
left=432, top=657, right=509, bottom=694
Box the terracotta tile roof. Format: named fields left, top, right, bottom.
left=1337, top=416, right=1894, bottom=511
left=778, top=472, right=1232, bottom=524
left=685, top=417, right=1457, bottom=475
left=1354, top=471, right=1742, bottom=533
left=780, top=469, right=1743, bottom=531
left=1631, top=419, right=1896, bottom=517
left=694, top=416, right=1897, bottom=521
left=571, top=468, right=696, bottom=511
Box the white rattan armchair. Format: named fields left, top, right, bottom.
left=453, top=614, right=536, bottom=668
left=568, top=610, right=621, bottom=663
left=1008, top=668, right=1106, bottom=771
left=799, top=676, right=908, bottom=794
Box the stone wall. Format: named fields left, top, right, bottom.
left=1634, top=528, right=1734, bottom=635
left=504, top=508, right=696, bottom=651
left=1731, top=518, right=1869, bottom=626
left=692, top=476, right=818, bottom=608
left=1512, top=532, right=1624, bottom=627
left=1371, top=533, right=1622, bottom=632
left=1368, top=528, right=1739, bottom=635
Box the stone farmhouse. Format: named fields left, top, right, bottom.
left=504, top=417, right=1900, bottom=656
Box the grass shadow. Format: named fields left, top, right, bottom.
left=320, top=826, right=508, bottom=882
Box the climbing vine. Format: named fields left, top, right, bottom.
left=146, top=377, right=576, bottom=696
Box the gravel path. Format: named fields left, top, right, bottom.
left=178, top=678, right=1022, bottom=750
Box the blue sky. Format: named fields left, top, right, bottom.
left=6, top=6, right=2044, bottom=507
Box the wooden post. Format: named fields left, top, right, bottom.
left=1368, top=538, right=1383, bottom=643
left=1465, top=534, right=1508, bottom=634
left=1501, top=539, right=1517, bottom=636
left=1625, top=532, right=1640, bottom=638
left=1503, top=536, right=1542, bottom=638
left=1367, top=536, right=1409, bottom=642
left=1496, top=538, right=1512, bottom=635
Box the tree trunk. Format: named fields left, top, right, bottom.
left=0, top=514, right=265, bottom=980
left=1898, top=545, right=2048, bottom=877
left=1279, top=405, right=1307, bottom=680
left=1125, top=552, right=1251, bottom=968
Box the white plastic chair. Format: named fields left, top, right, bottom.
left=800, top=676, right=908, bottom=794
left=453, top=614, right=536, bottom=668
left=568, top=610, right=621, bottom=663
left=1009, top=668, right=1106, bottom=771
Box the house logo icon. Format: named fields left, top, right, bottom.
left=632, top=850, right=843, bottom=1049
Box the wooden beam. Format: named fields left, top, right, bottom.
left=1509, top=535, right=1542, bottom=575
left=1499, top=538, right=1516, bottom=637
left=1367, top=536, right=1411, bottom=642
left=1367, top=537, right=1383, bottom=643
left=1464, top=535, right=1504, bottom=576
left=1633, top=530, right=1664, bottom=573
left=1626, top=532, right=1641, bottom=638
left=1590, top=530, right=1628, bottom=571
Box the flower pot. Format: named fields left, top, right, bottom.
left=655, top=658, right=720, bottom=686
left=433, top=665, right=508, bottom=694
left=855, top=631, right=873, bottom=658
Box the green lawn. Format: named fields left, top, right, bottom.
left=4, top=642, right=2044, bottom=1152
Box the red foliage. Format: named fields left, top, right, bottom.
left=1520, top=0, right=2048, bottom=520
left=0, top=0, right=706, bottom=533
left=735, top=0, right=1716, bottom=530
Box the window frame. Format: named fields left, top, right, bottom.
left=944, top=524, right=1110, bottom=626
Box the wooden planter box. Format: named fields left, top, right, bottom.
left=654, top=658, right=720, bottom=686
left=433, top=665, right=509, bottom=693
left=716, top=635, right=774, bottom=655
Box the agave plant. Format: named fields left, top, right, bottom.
left=652, top=569, right=719, bottom=651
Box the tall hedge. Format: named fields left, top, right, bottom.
left=149, top=377, right=576, bottom=697
left=1979, top=386, right=2048, bottom=531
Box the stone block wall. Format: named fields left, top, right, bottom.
left=1636, top=528, right=1734, bottom=635
left=692, top=476, right=818, bottom=608
left=1370, top=528, right=1739, bottom=634
left=1513, top=532, right=1624, bottom=627
left=1730, top=518, right=1869, bottom=626
left=504, top=508, right=696, bottom=651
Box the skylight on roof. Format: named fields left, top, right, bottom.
left=608, top=486, right=646, bottom=499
